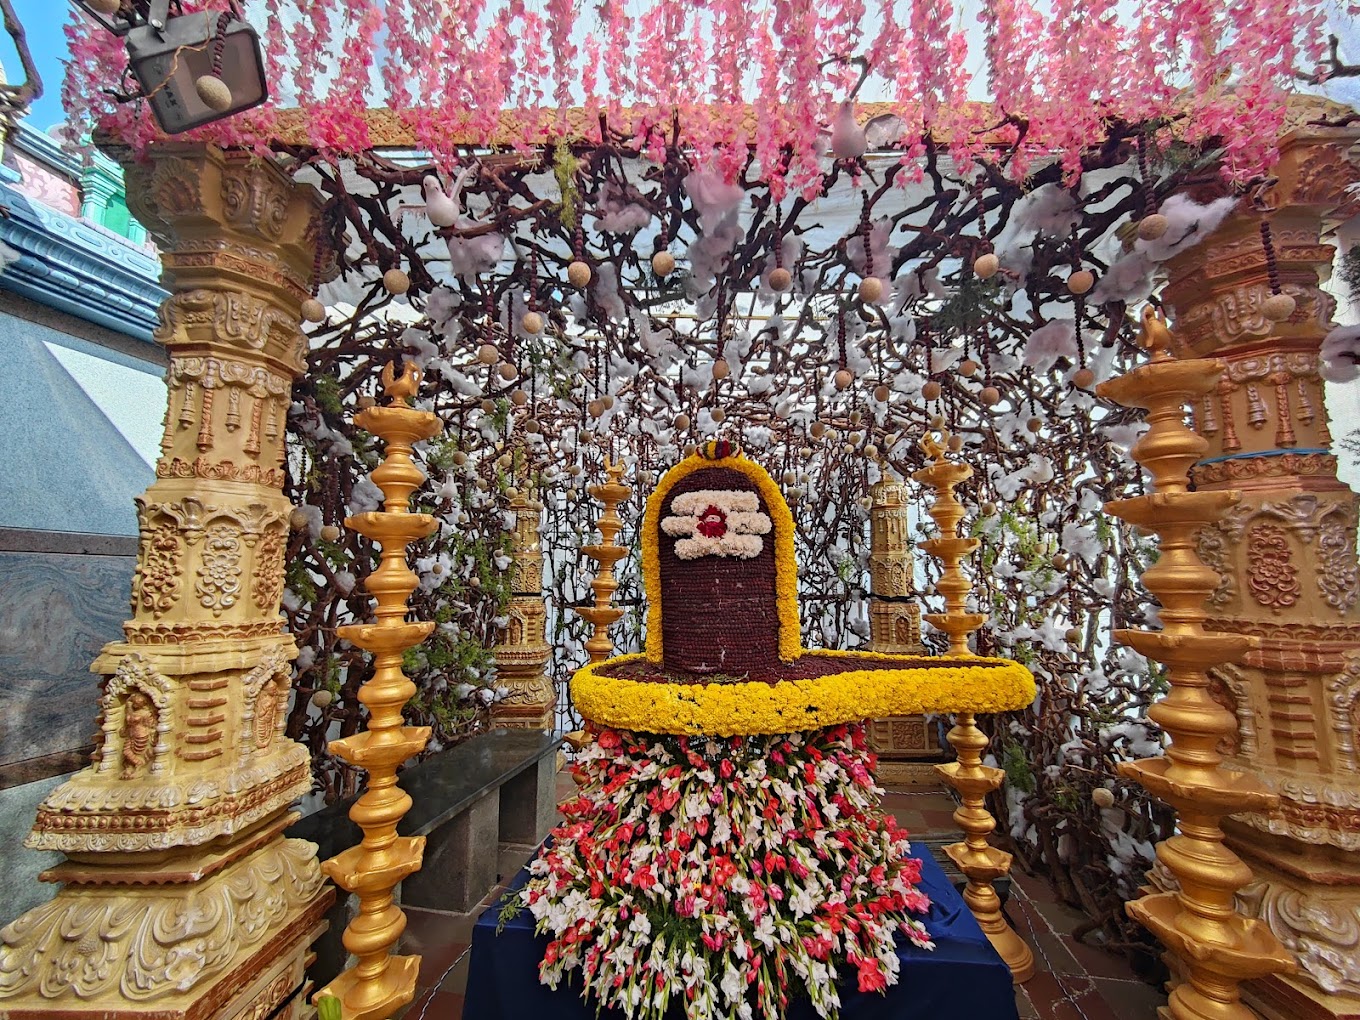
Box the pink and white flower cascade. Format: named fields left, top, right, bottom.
left=64, top=0, right=1343, bottom=185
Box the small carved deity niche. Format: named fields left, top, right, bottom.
left=99, top=656, right=172, bottom=779
left=240, top=648, right=292, bottom=761
left=506, top=612, right=525, bottom=646
left=252, top=675, right=285, bottom=751
left=121, top=691, right=159, bottom=779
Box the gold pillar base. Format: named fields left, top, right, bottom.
left=0, top=834, right=333, bottom=1020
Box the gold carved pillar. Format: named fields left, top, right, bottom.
left=865, top=478, right=938, bottom=786
left=0, top=144, right=332, bottom=1020
left=1162, top=102, right=1360, bottom=1020
left=491, top=489, right=554, bottom=730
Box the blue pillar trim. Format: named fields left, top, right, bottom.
left=0, top=183, right=166, bottom=342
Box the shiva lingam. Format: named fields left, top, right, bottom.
left=916, top=427, right=1036, bottom=984
left=1099, top=307, right=1294, bottom=1020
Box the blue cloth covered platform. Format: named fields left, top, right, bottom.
left=462, top=844, right=1019, bottom=1020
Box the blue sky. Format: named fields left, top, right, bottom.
left=5, top=0, right=71, bottom=132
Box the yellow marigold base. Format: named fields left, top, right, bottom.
left=571, top=650, right=1037, bottom=737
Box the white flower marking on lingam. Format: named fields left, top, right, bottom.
left=661, top=490, right=772, bottom=560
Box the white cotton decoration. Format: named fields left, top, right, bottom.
left=1089, top=251, right=1156, bottom=304
left=1134, top=194, right=1237, bottom=262
left=1022, top=319, right=1078, bottom=372
left=333, top=570, right=356, bottom=595
left=1009, top=184, right=1081, bottom=240
left=1060, top=521, right=1103, bottom=566
left=1321, top=324, right=1360, bottom=382
left=594, top=181, right=652, bottom=233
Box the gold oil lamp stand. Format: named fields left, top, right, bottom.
left=915, top=428, right=1036, bottom=984
left=564, top=458, right=632, bottom=758
left=314, top=363, right=441, bottom=1020
left=1099, top=308, right=1294, bottom=1020
left=574, top=457, right=632, bottom=664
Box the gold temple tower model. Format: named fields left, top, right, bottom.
left=491, top=488, right=554, bottom=730
left=866, top=478, right=936, bottom=783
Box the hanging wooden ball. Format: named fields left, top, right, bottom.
left=301, top=297, right=326, bottom=323
left=1027, top=417, right=1043, bottom=433
left=601, top=394, right=616, bottom=410
left=948, top=435, right=963, bottom=453
left=768, top=266, right=792, bottom=292
left=1073, top=367, right=1096, bottom=389
left=798, top=446, right=812, bottom=459
left=652, top=251, right=675, bottom=277
left=310, top=689, right=334, bottom=709
left=782, top=470, right=797, bottom=485
left=711, top=407, right=727, bottom=423
left=713, top=358, right=730, bottom=381
left=480, top=398, right=495, bottom=414
left=505, top=486, right=520, bottom=500
left=849, top=410, right=863, bottom=426
left=973, top=252, right=999, bottom=279
left=320, top=525, right=341, bottom=542
left=959, top=359, right=979, bottom=378
left=922, top=380, right=942, bottom=401
left=873, top=384, right=890, bottom=402
left=452, top=451, right=468, bottom=466
left=930, top=414, right=946, bottom=429
left=497, top=362, right=517, bottom=381
left=587, top=399, right=604, bottom=418
left=673, top=413, right=691, bottom=431
left=195, top=75, right=233, bottom=113
left=1065, top=627, right=1081, bottom=644
left=356, top=394, right=377, bottom=410
left=843, top=443, right=856, bottom=456
left=980, top=385, right=1001, bottom=406
left=980, top=501, right=997, bottom=516
left=798, top=471, right=809, bottom=484
left=858, top=277, right=884, bottom=304
left=568, top=260, right=592, bottom=288
left=848, top=431, right=862, bottom=445
left=1137, top=213, right=1169, bottom=241
left=477, top=343, right=500, bottom=365
left=1092, top=787, right=1116, bottom=809
left=510, top=389, right=528, bottom=406
left=1067, top=269, right=1095, bottom=295
left=810, top=422, right=826, bottom=439
left=383, top=268, right=410, bottom=295
left=1052, top=553, right=1069, bottom=569
left=87, top=0, right=122, bottom=13
left=684, top=442, right=697, bottom=456
left=864, top=443, right=879, bottom=459
left=524, top=418, right=541, bottom=434
left=521, top=310, right=544, bottom=335
left=1263, top=293, right=1296, bottom=322
left=289, top=508, right=309, bottom=531
left=834, top=368, right=854, bottom=390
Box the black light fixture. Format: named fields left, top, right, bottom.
left=72, top=0, right=268, bottom=134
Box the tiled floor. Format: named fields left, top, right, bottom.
left=398, top=776, right=1169, bottom=1020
